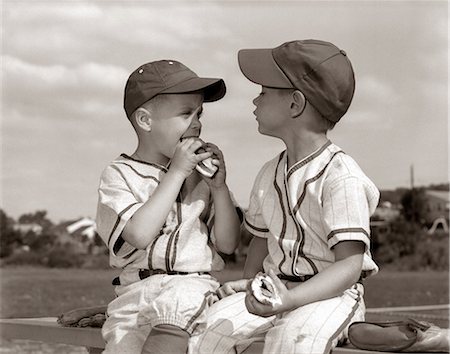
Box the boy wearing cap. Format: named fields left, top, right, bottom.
left=96, top=60, right=241, bottom=353
left=194, top=40, right=379, bottom=353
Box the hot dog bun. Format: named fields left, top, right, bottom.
left=251, top=272, right=282, bottom=306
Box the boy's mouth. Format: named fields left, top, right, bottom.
left=180, top=133, right=201, bottom=142
left=180, top=135, right=199, bottom=140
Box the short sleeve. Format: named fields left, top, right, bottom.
left=244, top=169, right=270, bottom=238
left=322, top=176, right=379, bottom=251
left=96, top=166, right=143, bottom=257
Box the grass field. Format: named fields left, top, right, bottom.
left=1, top=264, right=449, bottom=353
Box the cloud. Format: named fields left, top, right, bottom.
left=4, top=2, right=234, bottom=68
left=346, top=75, right=398, bottom=127
left=3, top=55, right=126, bottom=120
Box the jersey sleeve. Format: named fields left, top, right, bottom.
left=96, top=165, right=143, bottom=257
left=322, top=176, right=379, bottom=251
left=244, top=168, right=270, bottom=238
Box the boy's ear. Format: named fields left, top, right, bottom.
left=133, top=108, right=152, bottom=132
left=290, top=90, right=307, bottom=118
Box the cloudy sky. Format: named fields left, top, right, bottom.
left=2, top=1, right=448, bottom=222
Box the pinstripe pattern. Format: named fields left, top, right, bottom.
left=273, top=152, right=289, bottom=275
left=194, top=285, right=364, bottom=353
left=292, top=151, right=344, bottom=215
left=119, top=153, right=168, bottom=172
left=244, top=219, right=269, bottom=233
left=324, top=287, right=362, bottom=353
left=183, top=290, right=216, bottom=333
left=97, top=153, right=226, bottom=273
left=116, top=162, right=161, bottom=184
left=243, top=141, right=379, bottom=279
left=327, top=227, right=370, bottom=240
left=283, top=175, right=319, bottom=275
left=194, top=141, right=378, bottom=352
left=286, top=140, right=331, bottom=180
left=166, top=195, right=182, bottom=271
left=107, top=202, right=140, bottom=246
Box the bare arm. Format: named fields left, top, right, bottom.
left=202, top=143, right=240, bottom=254
left=210, top=185, right=241, bottom=254
left=243, top=235, right=268, bottom=278
left=284, top=241, right=364, bottom=309
left=217, top=232, right=268, bottom=299
left=122, top=139, right=211, bottom=249
left=245, top=240, right=364, bottom=316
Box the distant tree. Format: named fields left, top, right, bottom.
left=400, top=188, right=427, bottom=224
left=373, top=216, right=422, bottom=265
left=18, top=210, right=53, bottom=231
left=379, top=188, right=408, bottom=205
left=0, top=209, right=21, bottom=258
left=427, top=183, right=449, bottom=191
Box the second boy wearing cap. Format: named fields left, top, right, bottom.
left=96, top=60, right=241, bottom=353
left=193, top=40, right=380, bottom=353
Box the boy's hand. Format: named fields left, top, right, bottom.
left=170, top=138, right=212, bottom=179
left=244, top=270, right=294, bottom=317
left=200, top=143, right=226, bottom=188
left=217, top=279, right=250, bottom=299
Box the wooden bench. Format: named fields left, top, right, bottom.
left=0, top=317, right=396, bottom=354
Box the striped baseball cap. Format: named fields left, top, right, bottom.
left=124, top=60, right=226, bottom=117
left=238, top=40, right=355, bottom=123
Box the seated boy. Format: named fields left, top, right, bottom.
left=96, top=60, right=241, bottom=353
left=194, top=40, right=380, bottom=354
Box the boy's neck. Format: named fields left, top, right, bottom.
left=284, top=132, right=329, bottom=170
left=132, top=145, right=170, bottom=167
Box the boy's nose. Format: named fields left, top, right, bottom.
left=183, top=117, right=202, bottom=137
left=190, top=116, right=202, bottom=129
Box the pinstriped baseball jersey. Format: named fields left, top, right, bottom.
left=96, top=153, right=225, bottom=273
left=244, top=140, right=379, bottom=278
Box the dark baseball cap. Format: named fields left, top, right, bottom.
left=238, top=40, right=355, bottom=123
left=124, top=60, right=226, bottom=117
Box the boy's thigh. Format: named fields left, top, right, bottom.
left=191, top=292, right=274, bottom=354
left=102, top=279, right=152, bottom=353
left=264, top=285, right=365, bottom=353
left=144, top=275, right=220, bottom=332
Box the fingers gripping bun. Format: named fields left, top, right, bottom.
left=251, top=272, right=282, bottom=306
left=195, top=147, right=218, bottom=177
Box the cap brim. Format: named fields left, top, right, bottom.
left=238, top=48, right=293, bottom=88
left=161, top=77, right=226, bottom=102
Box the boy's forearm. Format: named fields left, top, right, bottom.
left=210, top=185, right=241, bottom=254
left=286, top=254, right=363, bottom=310
left=122, top=170, right=185, bottom=249
left=243, top=236, right=268, bottom=278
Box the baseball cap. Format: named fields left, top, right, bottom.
left=238, top=40, right=355, bottom=123
left=124, top=60, right=226, bottom=117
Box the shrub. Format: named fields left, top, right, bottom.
left=373, top=216, right=421, bottom=265
left=2, top=243, right=112, bottom=269
left=374, top=218, right=449, bottom=271
left=46, top=246, right=85, bottom=268
left=2, top=249, right=48, bottom=266
left=80, top=254, right=110, bottom=269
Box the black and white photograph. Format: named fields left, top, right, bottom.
left=1, top=1, right=448, bottom=353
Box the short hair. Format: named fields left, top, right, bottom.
left=129, top=94, right=168, bottom=123
left=286, top=89, right=337, bottom=132
left=317, top=114, right=337, bottom=131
